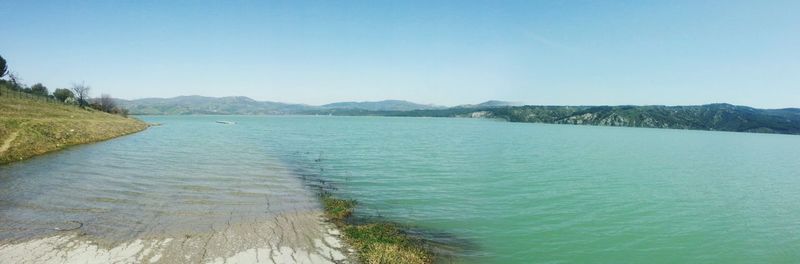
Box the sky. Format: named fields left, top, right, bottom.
left=1, top=0, right=798, bottom=108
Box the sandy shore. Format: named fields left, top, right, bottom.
left=0, top=211, right=353, bottom=264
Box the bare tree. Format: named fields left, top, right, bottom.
left=71, top=83, right=91, bottom=107
left=98, top=94, right=117, bottom=112
left=8, top=72, right=20, bottom=90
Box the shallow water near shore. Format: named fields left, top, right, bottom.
left=0, top=115, right=351, bottom=263
left=2, top=115, right=800, bottom=263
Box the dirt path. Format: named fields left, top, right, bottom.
left=0, top=131, right=19, bottom=155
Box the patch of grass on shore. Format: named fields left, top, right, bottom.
left=0, top=91, right=148, bottom=164
left=323, top=194, right=357, bottom=221
left=321, top=193, right=433, bottom=264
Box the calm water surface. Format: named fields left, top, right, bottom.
left=2, top=115, right=799, bottom=263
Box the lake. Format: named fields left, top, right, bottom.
left=2, top=115, right=799, bottom=263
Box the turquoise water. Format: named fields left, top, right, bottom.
left=3, top=115, right=800, bottom=263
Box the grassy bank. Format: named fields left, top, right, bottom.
left=0, top=91, right=148, bottom=164
left=321, top=193, right=433, bottom=264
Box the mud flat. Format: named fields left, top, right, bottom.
left=0, top=210, right=353, bottom=264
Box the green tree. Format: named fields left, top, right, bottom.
left=0, top=55, right=7, bottom=78
left=53, top=88, right=75, bottom=102
left=30, top=83, right=49, bottom=96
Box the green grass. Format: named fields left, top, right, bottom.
left=0, top=88, right=148, bottom=164
left=321, top=193, right=433, bottom=264
left=323, top=194, right=357, bottom=221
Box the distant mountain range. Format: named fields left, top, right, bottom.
left=116, top=96, right=502, bottom=115
left=453, top=100, right=525, bottom=108
left=117, top=96, right=312, bottom=115
left=116, top=96, right=800, bottom=135
left=321, top=100, right=444, bottom=111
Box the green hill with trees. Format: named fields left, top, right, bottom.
left=0, top=55, right=147, bottom=164
left=304, top=104, right=800, bottom=135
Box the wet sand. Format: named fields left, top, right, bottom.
left=0, top=210, right=353, bottom=263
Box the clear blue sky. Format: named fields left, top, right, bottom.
left=1, top=0, right=798, bottom=107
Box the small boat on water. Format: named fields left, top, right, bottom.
left=216, top=121, right=236, bottom=125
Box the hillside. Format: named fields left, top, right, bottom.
left=487, top=104, right=800, bottom=134
left=318, top=104, right=800, bottom=135
left=0, top=92, right=149, bottom=164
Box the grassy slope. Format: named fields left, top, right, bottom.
left=0, top=94, right=148, bottom=164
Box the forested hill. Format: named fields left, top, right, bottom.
left=307, top=104, right=800, bottom=135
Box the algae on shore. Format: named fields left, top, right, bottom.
left=321, top=193, right=433, bottom=264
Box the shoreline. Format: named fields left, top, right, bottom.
left=320, top=193, right=434, bottom=264
left=0, top=92, right=150, bottom=165
left=288, top=151, right=443, bottom=263
left=0, top=210, right=353, bottom=263
left=1, top=112, right=447, bottom=263
left=0, top=118, right=149, bottom=165
left=0, top=118, right=358, bottom=263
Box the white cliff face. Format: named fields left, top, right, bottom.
left=559, top=113, right=670, bottom=128
left=468, top=111, right=492, bottom=118
left=0, top=211, right=353, bottom=264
